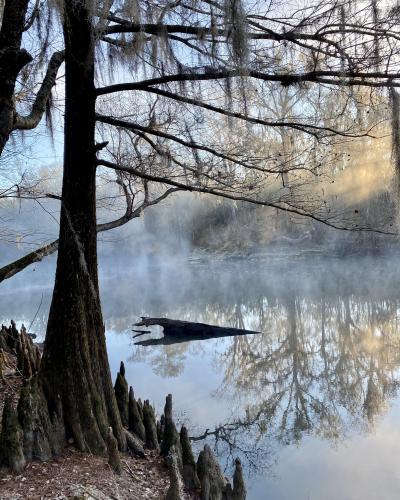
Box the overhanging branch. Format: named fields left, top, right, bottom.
left=96, top=69, right=400, bottom=95
left=97, top=158, right=398, bottom=235
left=0, top=186, right=179, bottom=284
left=96, top=113, right=283, bottom=171
left=97, top=85, right=375, bottom=139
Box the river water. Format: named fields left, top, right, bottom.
left=2, top=251, right=400, bottom=499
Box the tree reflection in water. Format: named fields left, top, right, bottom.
left=3, top=255, right=400, bottom=474
left=128, top=257, right=400, bottom=473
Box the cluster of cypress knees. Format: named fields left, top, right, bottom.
left=0, top=322, right=246, bottom=499
left=113, top=361, right=246, bottom=499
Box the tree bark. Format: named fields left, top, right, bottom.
left=39, top=0, right=125, bottom=454
left=0, top=0, right=31, bottom=154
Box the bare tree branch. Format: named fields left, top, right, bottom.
left=0, top=186, right=179, bottom=283
left=97, top=85, right=376, bottom=138
left=14, top=50, right=65, bottom=130
left=97, top=158, right=398, bottom=235
left=96, top=69, right=400, bottom=96
left=96, top=113, right=286, bottom=171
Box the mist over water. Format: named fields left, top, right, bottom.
left=2, top=239, right=400, bottom=499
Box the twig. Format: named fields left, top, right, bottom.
left=132, top=330, right=151, bottom=339
left=123, top=460, right=137, bottom=480
left=27, top=293, right=43, bottom=334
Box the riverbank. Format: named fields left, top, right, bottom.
left=0, top=446, right=170, bottom=499
left=0, top=349, right=175, bottom=500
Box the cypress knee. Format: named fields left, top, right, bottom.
left=18, top=381, right=43, bottom=461
left=0, top=349, right=5, bottom=380
left=114, top=362, right=129, bottom=427
left=157, top=414, right=165, bottom=443
left=0, top=328, right=8, bottom=351
left=128, top=387, right=145, bottom=441
left=157, top=417, right=163, bottom=443
left=124, top=429, right=145, bottom=458
left=22, top=327, right=40, bottom=375
left=107, top=427, right=122, bottom=474
left=161, top=394, right=179, bottom=457
left=180, top=425, right=200, bottom=491
left=166, top=444, right=185, bottom=500
left=197, top=444, right=231, bottom=499
left=17, top=376, right=65, bottom=461
left=17, top=330, right=32, bottom=379
left=142, top=400, right=159, bottom=450
left=0, top=398, right=26, bottom=473
left=232, top=458, right=246, bottom=500
left=5, top=320, right=19, bottom=351
left=137, top=398, right=144, bottom=420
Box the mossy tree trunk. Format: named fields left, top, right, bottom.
left=0, top=0, right=31, bottom=154
left=39, top=0, right=125, bottom=454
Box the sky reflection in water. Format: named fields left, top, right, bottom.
left=2, top=253, right=400, bottom=499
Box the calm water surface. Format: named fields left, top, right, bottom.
left=2, top=252, right=400, bottom=499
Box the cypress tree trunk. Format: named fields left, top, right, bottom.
left=39, top=0, right=126, bottom=454
left=0, top=0, right=31, bottom=154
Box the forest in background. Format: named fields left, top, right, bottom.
left=1, top=114, right=396, bottom=261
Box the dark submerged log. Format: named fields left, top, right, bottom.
left=135, top=317, right=261, bottom=337
left=134, top=317, right=261, bottom=346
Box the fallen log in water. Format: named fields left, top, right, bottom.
left=133, top=317, right=261, bottom=346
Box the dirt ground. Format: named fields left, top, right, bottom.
left=0, top=446, right=170, bottom=499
